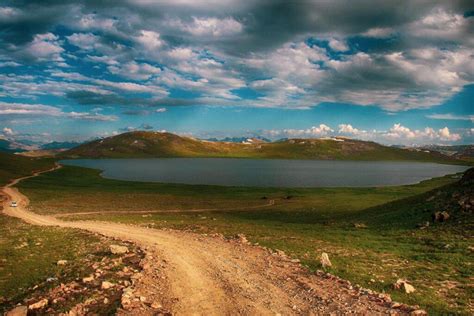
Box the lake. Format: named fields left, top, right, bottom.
left=60, top=158, right=469, bottom=188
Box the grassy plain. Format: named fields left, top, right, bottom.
left=19, top=165, right=473, bottom=314
left=0, top=152, right=117, bottom=312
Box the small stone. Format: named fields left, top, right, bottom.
left=5, top=306, right=27, bottom=316
left=28, top=299, right=48, bottom=310
left=103, top=298, right=109, bottom=304
left=320, top=252, right=332, bottom=268
left=101, top=281, right=115, bottom=290
left=236, top=234, right=249, bottom=244
left=139, top=296, right=146, bottom=302
left=82, top=275, right=94, bottom=283
left=151, top=302, right=162, bottom=309
left=57, top=260, right=68, bottom=266
left=109, top=244, right=128, bottom=254
left=394, top=279, right=416, bottom=294
left=410, top=310, right=427, bottom=315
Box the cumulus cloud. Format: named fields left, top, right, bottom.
left=2, top=127, right=13, bottom=135
left=23, top=33, right=64, bottom=62
left=0, top=1, right=472, bottom=143
left=135, top=30, right=163, bottom=51
left=328, top=39, right=349, bottom=52
left=384, top=123, right=461, bottom=142
left=67, top=33, right=100, bottom=51
left=168, top=17, right=243, bottom=37
left=338, top=124, right=362, bottom=135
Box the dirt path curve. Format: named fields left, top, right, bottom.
left=1, top=166, right=410, bottom=315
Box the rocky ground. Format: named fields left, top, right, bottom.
left=3, top=240, right=147, bottom=316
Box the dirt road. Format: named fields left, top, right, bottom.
left=2, top=167, right=413, bottom=315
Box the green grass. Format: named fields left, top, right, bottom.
left=0, top=152, right=54, bottom=186
left=0, top=153, right=118, bottom=313
left=18, top=165, right=457, bottom=215
left=0, top=214, right=106, bottom=311
left=18, top=165, right=473, bottom=314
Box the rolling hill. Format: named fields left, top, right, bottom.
left=0, top=152, right=55, bottom=185
left=61, top=131, right=466, bottom=163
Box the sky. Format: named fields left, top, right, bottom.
left=0, top=0, right=473, bottom=146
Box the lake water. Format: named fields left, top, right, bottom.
left=61, top=158, right=469, bottom=188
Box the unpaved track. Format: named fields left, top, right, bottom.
left=2, top=166, right=408, bottom=315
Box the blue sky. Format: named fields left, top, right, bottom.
left=0, top=1, right=473, bottom=145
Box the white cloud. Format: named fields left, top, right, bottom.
left=0, top=61, right=21, bottom=67
left=338, top=124, right=362, bottom=135
left=438, top=126, right=461, bottom=141
left=0, top=102, right=63, bottom=116
left=2, top=127, right=13, bottom=135
left=67, top=111, right=118, bottom=121
left=267, top=124, right=334, bottom=138
left=24, top=33, right=64, bottom=62
left=93, top=79, right=168, bottom=96
left=328, top=39, right=349, bottom=52
left=169, top=17, right=243, bottom=37
left=67, top=33, right=100, bottom=51
left=76, top=14, right=117, bottom=33
left=156, top=108, right=167, bottom=113
left=107, top=61, right=161, bottom=80
left=383, top=123, right=461, bottom=142
left=135, top=30, right=163, bottom=51
left=427, top=113, right=474, bottom=122
left=362, top=27, right=394, bottom=38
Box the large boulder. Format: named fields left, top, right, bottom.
left=109, top=244, right=128, bottom=254
left=394, top=279, right=416, bottom=294
left=432, top=211, right=450, bottom=222
left=5, top=306, right=27, bottom=316
left=320, top=252, right=332, bottom=268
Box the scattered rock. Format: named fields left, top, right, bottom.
left=101, top=281, right=115, bottom=290
left=394, top=279, right=416, bottom=294
left=28, top=298, right=48, bottom=310
left=410, top=309, right=427, bottom=315
left=236, top=234, right=249, bottom=244
left=110, top=244, right=129, bottom=254
left=151, top=301, right=163, bottom=309
left=416, top=221, right=430, bottom=229
left=320, top=252, right=332, bottom=268
left=5, top=305, right=27, bottom=316
left=432, top=211, right=450, bottom=222
left=57, top=260, right=68, bottom=266
left=82, top=275, right=95, bottom=283
left=353, top=223, right=367, bottom=229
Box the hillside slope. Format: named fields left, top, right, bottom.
left=0, top=152, right=54, bottom=185
left=62, top=131, right=464, bottom=163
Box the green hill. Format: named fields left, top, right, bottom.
left=0, top=152, right=54, bottom=185
left=62, top=131, right=465, bottom=163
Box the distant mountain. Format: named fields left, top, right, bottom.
left=41, top=141, right=82, bottom=150
left=205, top=136, right=271, bottom=144
left=0, top=139, right=27, bottom=153
left=61, top=131, right=464, bottom=164
left=421, top=145, right=474, bottom=162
